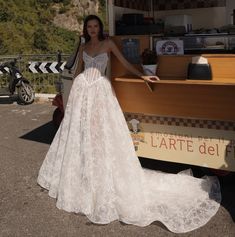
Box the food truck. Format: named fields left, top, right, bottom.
left=105, top=0, right=235, bottom=172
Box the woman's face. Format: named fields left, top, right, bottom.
left=86, top=19, right=100, bottom=38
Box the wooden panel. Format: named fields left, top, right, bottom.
left=207, top=56, right=235, bottom=79
left=115, top=77, right=235, bottom=85
left=113, top=81, right=235, bottom=121
left=110, top=36, right=235, bottom=121
left=157, top=54, right=235, bottom=80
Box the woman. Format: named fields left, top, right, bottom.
left=37, top=15, right=221, bottom=233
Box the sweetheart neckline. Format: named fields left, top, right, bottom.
left=83, top=51, right=108, bottom=59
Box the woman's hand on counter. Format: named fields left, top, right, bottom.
left=141, top=75, right=160, bottom=82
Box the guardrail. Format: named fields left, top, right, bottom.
left=0, top=54, right=70, bottom=93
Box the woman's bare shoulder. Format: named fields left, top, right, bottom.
left=104, top=38, right=117, bottom=51
left=105, top=38, right=114, bottom=45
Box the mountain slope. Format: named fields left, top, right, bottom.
left=0, top=0, right=105, bottom=55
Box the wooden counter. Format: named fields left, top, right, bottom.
left=111, top=36, right=235, bottom=122
left=115, top=77, right=235, bottom=86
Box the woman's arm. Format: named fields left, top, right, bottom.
left=108, top=39, right=159, bottom=82
left=108, top=39, right=142, bottom=77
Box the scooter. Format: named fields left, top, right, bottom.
left=0, top=58, right=35, bottom=104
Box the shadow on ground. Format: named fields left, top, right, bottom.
left=20, top=121, right=57, bottom=144
left=0, top=95, right=18, bottom=104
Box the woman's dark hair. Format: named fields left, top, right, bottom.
left=83, top=15, right=105, bottom=43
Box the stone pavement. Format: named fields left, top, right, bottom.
left=0, top=100, right=234, bottom=237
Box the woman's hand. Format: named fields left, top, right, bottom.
left=141, top=75, right=160, bottom=82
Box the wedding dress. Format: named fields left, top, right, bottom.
left=37, top=51, right=221, bottom=233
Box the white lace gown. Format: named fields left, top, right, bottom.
left=37, top=51, right=221, bottom=233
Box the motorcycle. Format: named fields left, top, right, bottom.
left=0, top=58, right=35, bottom=104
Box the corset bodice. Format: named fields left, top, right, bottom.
left=82, top=51, right=109, bottom=83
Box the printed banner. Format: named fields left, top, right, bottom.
left=128, top=120, right=235, bottom=171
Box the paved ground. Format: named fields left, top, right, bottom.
left=0, top=99, right=234, bottom=237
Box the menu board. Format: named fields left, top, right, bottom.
left=122, top=38, right=141, bottom=64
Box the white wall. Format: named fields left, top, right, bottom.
left=155, top=7, right=226, bottom=29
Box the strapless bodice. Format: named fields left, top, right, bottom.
left=82, top=51, right=109, bottom=83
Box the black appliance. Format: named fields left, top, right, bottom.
left=116, top=13, right=163, bottom=35
left=122, top=13, right=144, bottom=25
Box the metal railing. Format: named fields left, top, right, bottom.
left=0, top=54, right=70, bottom=94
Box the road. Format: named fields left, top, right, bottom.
left=0, top=100, right=234, bottom=237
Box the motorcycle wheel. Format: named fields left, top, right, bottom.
left=18, top=82, right=35, bottom=104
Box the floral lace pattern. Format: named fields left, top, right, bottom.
left=37, top=52, right=221, bottom=233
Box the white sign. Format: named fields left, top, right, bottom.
left=129, top=122, right=235, bottom=171
left=156, top=40, right=184, bottom=55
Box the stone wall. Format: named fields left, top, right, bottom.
left=53, top=0, right=100, bottom=32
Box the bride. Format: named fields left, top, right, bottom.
left=37, top=15, right=221, bottom=233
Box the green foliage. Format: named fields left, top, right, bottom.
left=98, top=0, right=108, bottom=32
left=99, top=0, right=106, bottom=8
left=36, top=0, right=51, bottom=7
left=59, top=6, right=68, bottom=14
left=0, top=38, right=7, bottom=54
left=0, top=0, right=77, bottom=55
left=53, top=0, right=69, bottom=3
left=0, top=0, right=106, bottom=93
left=0, top=0, right=107, bottom=55
left=36, top=0, right=51, bottom=3
left=33, top=28, right=48, bottom=51
left=0, top=8, right=13, bottom=22
left=53, top=0, right=71, bottom=5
